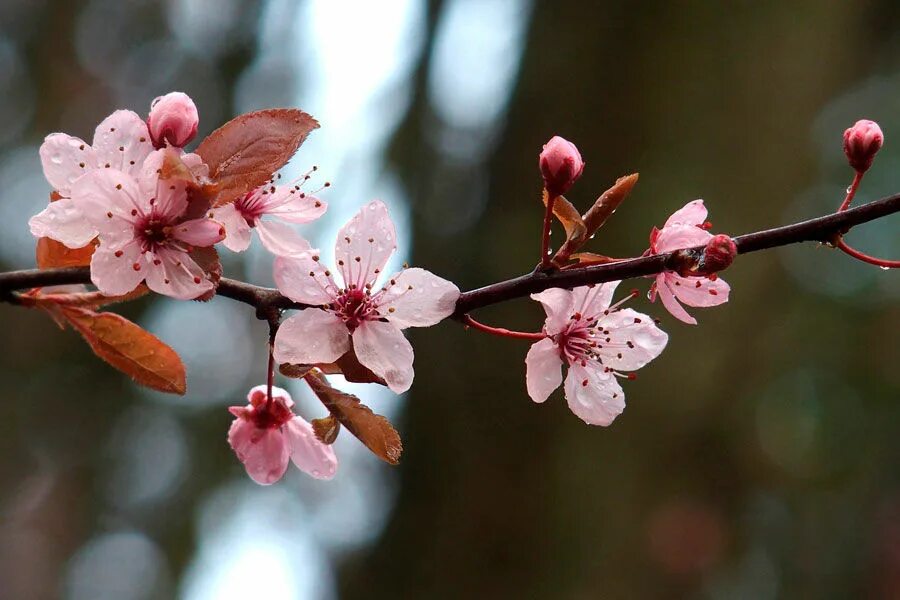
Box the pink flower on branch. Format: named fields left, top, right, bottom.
left=147, top=92, right=199, bottom=149
left=228, top=385, right=337, bottom=485
left=539, top=135, right=584, bottom=197
left=525, top=282, right=668, bottom=426
left=273, top=200, right=460, bottom=394
left=68, top=149, right=225, bottom=299
left=211, top=173, right=327, bottom=256
left=648, top=200, right=731, bottom=325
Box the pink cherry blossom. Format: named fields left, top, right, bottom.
left=539, top=135, right=584, bottom=197
left=525, top=282, right=668, bottom=426
left=147, top=92, right=199, bottom=149
left=211, top=176, right=327, bottom=256
left=29, top=110, right=155, bottom=248
left=843, top=119, right=883, bottom=173
left=648, top=200, right=731, bottom=325
left=272, top=200, right=460, bottom=393
left=68, top=149, right=225, bottom=299
left=228, top=384, right=337, bottom=485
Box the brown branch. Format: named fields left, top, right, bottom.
left=1, top=193, right=898, bottom=317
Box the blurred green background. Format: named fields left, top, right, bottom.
left=1, top=1, right=900, bottom=598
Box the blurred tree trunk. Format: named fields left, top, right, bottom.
left=338, top=1, right=884, bottom=598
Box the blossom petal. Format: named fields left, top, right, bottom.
left=29, top=198, right=97, bottom=248
left=377, top=268, right=460, bottom=329
left=334, top=200, right=396, bottom=290
left=246, top=384, right=294, bottom=408
left=70, top=168, right=143, bottom=239
left=264, top=189, right=328, bottom=223
left=570, top=281, right=620, bottom=320
left=211, top=204, right=252, bottom=252
left=563, top=363, right=625, bottom=426
left=255, top=219, right=312, bottom=256
left=273, top=309, right=350, bottom=365
left=525, top=337, right=563, bottom=403
left=39, top=133, right=96, bottom=195
left=181, top=151, right=209, bottom=179
left=273, top=254, right=339, bottom=306
left=352, top=320, right=414, bottom=394
left=654, top=223, right=711, bottom=253
left=656, top=275, right=697, bottom=325
left=143, top=249, right=213, bottom=300
left=171, top=218, right=226, bottom=247
left=595, top=307, right=668, bottom=371
left=285, top=417, right=338, bottom=480
left=227, top=419, right=290, bottom=485
left=90, top=240, right=145, bottom=296
left=530, top=288, right=574, bottom=335
left=670, top=274, right=730, bottom=307
left=91, top=110, right=154, bottom=175
left=663, top=199, right=707, bottom=228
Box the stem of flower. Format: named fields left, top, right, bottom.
left=540, top=191, right=557, bottom=269
left=833, top=171, right=899, bottom=268
left=266, top=343, right=275, bottom=409
left=460, top=314, right=546, bottom=341
left=838, top=171, right=863, bottom=212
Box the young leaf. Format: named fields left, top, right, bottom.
left=189, top=246, right=221, bottom=302
left=305, top=370, right=402, bottom=464
left=567, top=252, right=618, bottom=266
left=542, top=190, right=587, bottom=247
left=61, top=307, right=186, bottom=394
left=279, top=343, right=387, bottom=386
left=195, top=109, right=319, bottom=206
left=311, top=415, right=341, bottom=444
left=36, top=237, right=96, bottom=269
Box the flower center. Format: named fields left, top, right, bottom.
left=136, top=216, right=173, bottom=252
left=334, top=288, right=377, bottom=331
left=235, top=188, right=267, bottom=225
left=250, top=400, right=294, bottom=430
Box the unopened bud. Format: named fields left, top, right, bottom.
left=701, top=234, right=737, bottom=274
left=539, top=135, right=584, bottom=197
left=148, top=92, right=199, bottom=148
left=843, top=119, right=883, bottom=173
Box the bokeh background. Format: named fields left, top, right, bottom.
left=1, top=0, right=900, bottom=598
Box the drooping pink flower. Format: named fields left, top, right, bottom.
left=29, top=110, right=156, bottom=248
left=147, top=92, right=199, bottom=149
left=648, top=200, right=731, bottom=325
left=211, top=176, right=327, bottom=256
left=843, top=119, right=883, bottom=173
left=68, top=149, right=225, bottom=299
left=539, top=135, right=584, bottom=197
left=525, top=282, right=668, bottom=426
left=228, top=384, right=338, bottom=485
left=272, top=200, right=460, bottom=393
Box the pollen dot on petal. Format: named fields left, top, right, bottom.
left=153, top=259, right=161, bottom=266
left=388, top=307, right=395, bottom=313
left=324, top=270, right=331, bottom=276
left=309, top=271, right=315, bottom=276
left=312, top=255, right=320, bottom=261
left=131, top=209, right=137, bottom=216
left=106, top=211, right=113, bottom=218
left=338, top=260, right=344, bottom=266
left=374, top=268, right=380, bottom=274
left=129, top=160, right=135, bottom=165
left=582, top=379, right=589, bottom=387
left=633, top=317, right=642, bottom=323
left=114, top=250, right=123, bottom=257
left=344, top=236, right=351, bottom=244
left=104, top=163, right=110, bottom=168
left=709, top=289, right=718, bottom=295
left=115, top=184, right=122, bottom=190
left=110, top=127, right=115, bottom=132
left=139, top=136, right=146, bottom=142
left=314, top=201, right=321, bottom=207
left=118, top=146, right=124, bottom=151
left=695, top=281, right=702, bottom=288
left=368, top=237, right=374, bottom=243
left=354, top=256, right=361, bottom=262
left=193, top=276, right=201, bottom=284
left=79, top=162, right=85, bottom=168
left=164, top=278, right=170, bottom=284
left=132, top=263, right=141, bottom=271
left=79, top=144, right=85, bottom=150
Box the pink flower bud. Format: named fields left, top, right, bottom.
left=701, top=234, right=737, bottom=274
left=843, top=119, right=883, bottom=173
left=148, top=92, right=199, bottom=148
left=539, top=135, right=584, bottom=197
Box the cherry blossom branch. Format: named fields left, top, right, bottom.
left=1, top=191, right=899, bottom=316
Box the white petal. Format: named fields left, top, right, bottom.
left=285, top=417, right=338, bottom=480
left=39, top=133, right=96, bottom=195
left=29, top=198, right=97, bottom=248
left=377, top=268, right=459, bottom=329
left=255, top=219, right=312, bottom=256
left=273, top=254, right=339, bottom=306
left=264, top=189, right=327, bottom=224
left=525, top=337, right=563, bottom=403
left=273, top=309, right=350, bottom=365
left=89, top=240, right=145, bottom=296
left=663, top=199, right=707, bottom=228
left=228, top=420, right=290, bottom=485
left=352, top=320, right=414, bottom=394
left=654, top=224, right=711, bottom=253
left=91, top=110, right=154, bottom=175
left=570, top=281, right=620, bottom=319
left=670, top=273, right=730, bottom=308
left=70, top=168, right=143, bottom=239
left=334, top=200, right=396, bottom=289
left=656, top=276, right=697, bottom=325
left=143, top=249, right=213, bottom=300
left=595, top=308, right=668, bottom=371
left=563, top=363, right=625, bottom=426
left=211, top=204, right=252, bottom=252
left=530, top=288, right=574, bottom=335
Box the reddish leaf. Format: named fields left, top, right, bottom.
left=311, top=415, right=341, bottom=444
left=36, top=237, right=96, bottom=269
left=567, top=252, right=618, bottom=266
left=542, top=190, right=587, bottom=246
left=195, top=109, right=319, bottom=206
left=189, top=246, right=222, bottom=302
left=279, top=363, right=316, bottom=379
left=280, top=345, right=387, bottom=386
left=61, top=307, right=186, bottom=394
left=305, top=370, right=402, bottom=464
left=553, top=173, right=639, bottom=265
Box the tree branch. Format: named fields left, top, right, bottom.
left=1, top=192, right=898, bottom=317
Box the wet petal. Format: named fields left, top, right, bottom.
left=39, top=133, right=96, bottom=195
left=273, top=254, right=339, bottom=306
left=211, top=203, right=252, bottom=252
left=563, top=363, right=625, bottom=426
left=143, top=249, right=213, bottom=300
left=285, top=417, right=338, bottom=480
left=595, top=307, right=668, bottom=371
left=334, top=200, right=396, bottom=290
left=29, top=198, right=97, bottom=248
left=670, top=273, right=730, bottom=307
left=570, top=281, right=620, bottom=320
left=656, top=275, right=696, bottom=325
left=265, top=190, right=328, bottom=224
left=228, top=419, right=290, bottom=485
left=525, top=337, right=563, bottom=403
left=654, top=223, right=711, bottom=253
left=273, top=309, right=350, bottom=366
left=171, top=218, right=226, bottom=247
left=663, top=199, right=707, bottom=228
left=89, top=240, right=145, bottom=296
left=530, top=288, right=574, bottom=336
left=255, top=219, right=312, bottom=256
left=377, top=267, right=460, bottom=329
left=91, top=110, right=154, bottom=176
left=352, top=320, right=414, bottom=394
